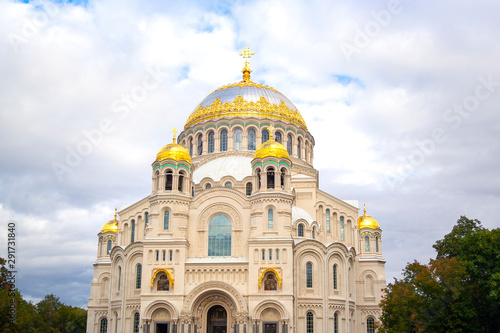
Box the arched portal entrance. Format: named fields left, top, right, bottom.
left=207, top=305, right=227, bottom=333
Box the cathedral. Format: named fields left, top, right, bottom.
left=86, top=48, right=386, bottom=333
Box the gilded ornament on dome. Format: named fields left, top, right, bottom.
left=184, top=93, right=307, bottom=130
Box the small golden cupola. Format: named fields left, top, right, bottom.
left=253, top=125, right=290, bottom=159
left=101, top=208, right=119, bottom=233
left=156, top=129, right=192, bottom=163
left=358, top=204, right=380, bottom=229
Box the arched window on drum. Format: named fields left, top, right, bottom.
left=233, top=128, right=242, bottom=151
left=248, top=128, right=256, bottom=150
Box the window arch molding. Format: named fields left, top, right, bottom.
left=233, top=127, right=243, bottom=151
left=247, top=127, right=257, bottom=151
left=197, top=204, right=243, bottom=256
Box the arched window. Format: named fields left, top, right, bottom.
left=192, top=186, right=194, bottom=197
left=367, top=317, right=375, bottom=333
left=220, top=129, right=228, bottom=151
left=133, top=312, right=140, bottom=333
left=306, top=312, right=314, bottom=333
left=275, top=131, right=282, bottom=144
left=287, top=134, right=293, bottom=155
left=205, top=183, right=212, bottom=189
left=298, top=224, right=304, bottom=237
left=268, top=209, right=273, bottom=229
left=340, top=216, right=345, bottom=241
left=365, top=236, right=370, bottom=251
left=117, top=266, right=121, bottom=291
left=164, top=211, right=169, bottom=230
left=155, top=250, right=159, bottom=261
left=297, top=138, right=302, bottom=159
left=165, top=170, right=173, bottom=191
left=145, top=212, right=149, bottom=225
left=306, top=262, right=313, bottom=288
left=276, top=249, right=280, bottom=260
left=305, top=143, right=308, bottom=162
left=234, top=128, right=242, bottom=151
left=262, top=249, right=265, bottom=261
left=262, top=129, right=269, bottom=143
left=208, top=131, right=215, bottom=153
left=107, top=240, right=112, bottom=254
left=100, top=318, right=107, bottom=333
left=136, top=264, right=142, bottom=289
left=269, top=249, right=272, bottom=260
left=162, top=250, right=165, bottom=261
left=280, top=168, right=286, bottom=189
left=169, top=250, right=173, bottom=261
left=246, top=182, right=252, bottom=196
left=189, top=138, right=193, bottom=156
left=333, top=264, right=338, bottom=289
left=131, top=220, right=135, bottom=243
left=334, top=313, right=339, bottom=333
left=208, top=214, right=231, bottom=256
left=178, top=171, right=185, bottom=192
left=312, top=227, right=316, bottom=239
left=197, top=134, right=203, bottom=156
left=224, top=181, right=232, bottom=188
left=257, top=169, right=261, bottom=189
left=248, top=128, right=256, bottom=150
left=376, top=236, right=379, bottom=252
left=326, top=209, right=330, bottom=233
left=267, top=167, right=275, bottom=189
left=114, top=313, right=118, bottom=333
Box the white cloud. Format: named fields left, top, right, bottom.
left=1, top=0, right=499, bottom=307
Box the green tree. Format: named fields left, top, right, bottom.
left=0, top=258, right=86, bottom=332
left=379, top=216, right=500, bottom=333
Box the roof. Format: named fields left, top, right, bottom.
left=193, top=156, right=253, bottom=183
left=292, top=205, right=316, bottom=226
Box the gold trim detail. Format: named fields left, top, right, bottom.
left=258, top=268, right=282, bottom=288
left=184, top=95, right=307, bottom=130
left=150, top=268, right=174, bottom=288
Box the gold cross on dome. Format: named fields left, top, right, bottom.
left=172, top=128, right=178, bottom=143
left=268, top=125, right=275, bottom=140
left=239, top=46, right=255, bottom=60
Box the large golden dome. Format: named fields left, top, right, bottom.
left=184, top=48, right=307, bottom=130
left=358, top=205, right=380, bottom=229
left=156, top=139, right=192, bottom=163
left=101, top=209, right=118, bottom=233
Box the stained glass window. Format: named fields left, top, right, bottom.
left=234, top=128, right=242, bottom=151
left=306, top=312, right=314, bottom=333
left=164, top=211, right=169, bottom=230
left=326, top=209, right=330, bottom=233
left=208, top=215, right=231, bottom=256
left=340, top=217, right=345, bottom=241
left=220, top=130, right=228, bottom=151
left=248, top=128, right=256, bottom=150
left=262, top=129, right=269, bottom=143
left=136, top=264, right=141, bottom=289
left=208, top=131, right=215, bottom=153
left=100, top=318, right=107, bottom=333
left=306, top=262, right=313, bottom=288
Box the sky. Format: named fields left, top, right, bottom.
left=0, top=0, right=499, bottom=308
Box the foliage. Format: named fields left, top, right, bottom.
left=379, top=216, right=500, bottom=332
left=0, top=258, right=87, bottom=333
